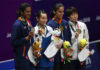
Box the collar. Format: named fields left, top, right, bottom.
left=18, top=17, right=31, bottom=26
left=53, top=16, right=62, bottom=24
left=36, top=23, right=46, bottom=29
left=55, top=19, right=62, bottom=24
left=68, top=21, right=78, bottom=26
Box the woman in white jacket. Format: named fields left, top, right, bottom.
left=28, top=10, right=54, bottom=70
left=64, top=6, right=89, bottom=70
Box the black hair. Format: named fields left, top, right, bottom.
left=35, top=10, right=46, bottom=18
left=16, top=3, right=30, bottom=18
left=50, top=3, right=64, bottom=18
left=66, top=6, right=78, bottom=17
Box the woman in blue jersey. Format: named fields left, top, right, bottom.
left=34, top=10, right=54, bottom=70
left=11, top=3, right=34, bottom=70
left=47, top=3, right=71, bottom=70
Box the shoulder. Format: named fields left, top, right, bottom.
left=78, top=21, right=86, bottom=26
left=62, top=19, right=67, bottom=23
left=46, top=25, right=53, bottom=30
left=62, top=19, right=69, bottom=25
left=13, top=19, right=21, bottom=27
left=47, top=19, right=55, bottom=25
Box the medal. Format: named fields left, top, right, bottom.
left=76, top=29, right=81, bottom=34
left=59, top=25, right=64, bottom=31
left=41, top=28, right=45, bottom=34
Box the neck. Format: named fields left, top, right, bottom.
left=54, top=17, right=62, bottom=24
left=38, top=23, right=44, bottom=28
left=71, top=21, right=77, bottom=25
left=21, top=16, right=25, bottom=19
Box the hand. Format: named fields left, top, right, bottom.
left=38, top=29, right=42, bottom=36
left=69, top=47, right=73, bottom=52
left=33, top=62, right=37, bottom=67
left=75, top=32, right=79, bottom=38
left=56, top=42, right=63, bottom=50
left=29, top=32, right=34, bottom=38
left=25, top=35, right=30, bottom=40
left=32, top=50, right=38, bottom=56
left=86, top=46, right=89, bottom=49
left=25, top=32, right=34, bottom=40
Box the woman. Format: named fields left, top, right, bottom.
left=65, top=6, right=89, bottom=70
left=47, top=3, right=71, bottom=70
left=11, top=3, right=34, bottom=70
left=34, top=10, right=54, bottom=70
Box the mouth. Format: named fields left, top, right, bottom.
left=27, top=16, right=30, bottom=18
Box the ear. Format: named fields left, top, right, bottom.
left=21, top=11, right=24, bottom=16
left=53, top=10, right=56, bottom=14
left=67, top=16, right=70, bottom=19
left=36, top=16, right=39, bottom=21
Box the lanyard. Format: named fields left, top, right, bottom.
left=70, top=23, right=79, bottom=32
left=37, top=25, right=48, bottom=38
left=18, top=17, right=32, bottom=31
left=26, top=18, right=31, bottom=27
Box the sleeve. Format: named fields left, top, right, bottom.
left=11, top=23, right=27, bottom=47
left=47, top=26, right=53, bottom=34
left=47, top=21, right=55, bottom=29
left=66, top=23, right=72, bottom=45
left=83, top=24, right=89, bottom=45
left=47, top=21, right=52, bottom=27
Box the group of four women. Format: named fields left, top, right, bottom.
left=11, top=2, right=89, bottom=70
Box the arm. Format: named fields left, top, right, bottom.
left=11, top=23, right=28, bottom=47
left=83, top=24, right=89, bottom=46
left=67, top=23, right=72, bottom=45
left=47, top=20, right=55, bottom=29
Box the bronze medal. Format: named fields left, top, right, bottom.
left=76, top=29, right=81, bottom=34
left=59, top=25, right=64, bottom=31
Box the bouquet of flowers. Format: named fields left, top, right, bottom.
left=62, top=41, right=73, bottom=64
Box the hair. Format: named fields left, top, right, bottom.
left=16, top=3, right=31, bottom=18
left=50, top=3, right=64, bottom=18
left=35, top=10, right=46, bottom=18
left=65, top=6, right=78, bottom=17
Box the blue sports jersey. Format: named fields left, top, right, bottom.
left=47, top=19, right=72, bottom=63
left=11, top=19, right=34, bottom=70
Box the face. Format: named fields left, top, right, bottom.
left=37, top=13, right=47, bottom=26
left=55, top=6, right=64, bottom=19
left=22, top=7, right=31, bottom=19
left=68, top=12, right=78, bottom=23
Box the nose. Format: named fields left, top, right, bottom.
left=61, top=12, right=64, bottom=16
left=43, top=19, right=47, bottom=24
left=28, top=12, right=31, bottom=16
left=45, top=19, right=47, bottom=22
